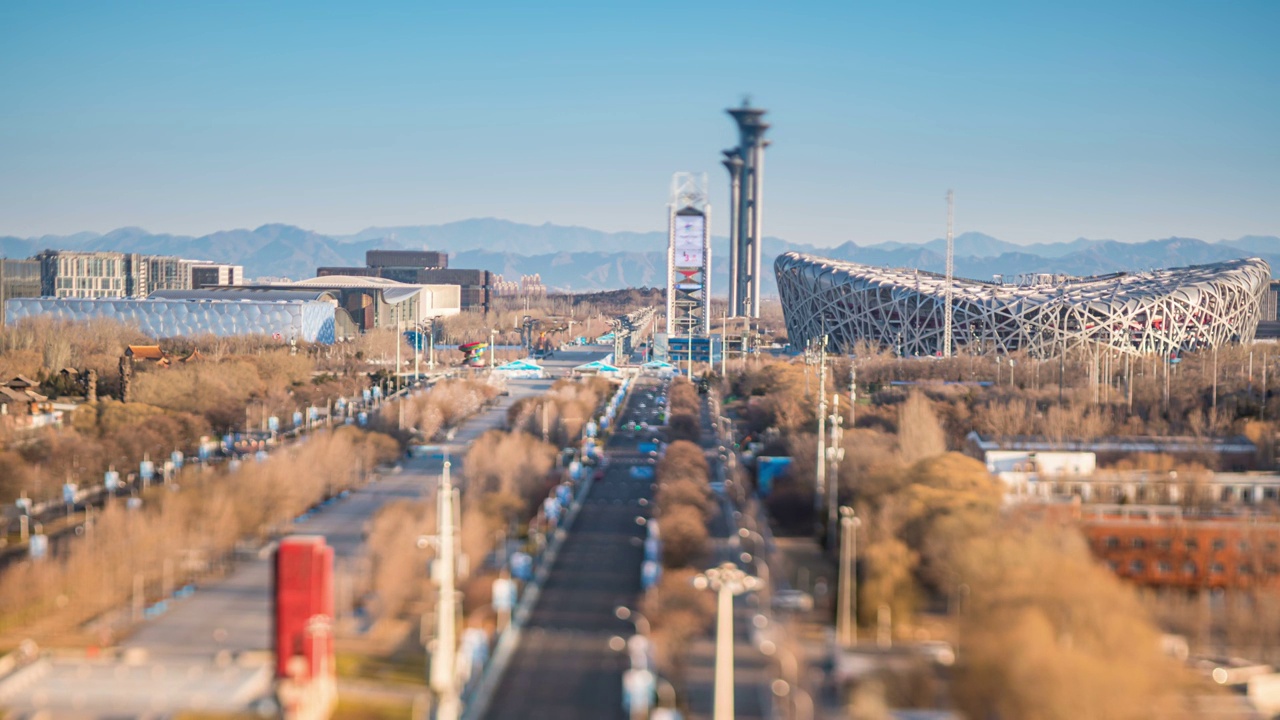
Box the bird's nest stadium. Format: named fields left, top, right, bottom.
left=775, top=252, right=1272, bottom=358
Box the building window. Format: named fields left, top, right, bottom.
left=1211, top=563, right=1225, bottom=575
left=1240, top=564, right=1253, bottom=575
left=1183, top=562, right=1197, bottom=576
left=1131, top=537, right=1147, bottom=550
left=1239, top=540, right=1250, bottom=552
left=1156, top=539, right=1172, bottom=551
left=1129, top=560, right=1145, bottom=574
left=1212, top=538, right=1226, bottom=552
left=1104, top=536, right=1119, bottom=549
left=1157, top=561, right=1173, bottom=574
left=1267, top=565, right=1280, bottom=576
left=1184, top=538, right=1199, bottom=551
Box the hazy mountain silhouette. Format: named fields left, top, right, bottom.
left=1, top=220, right=1274, bottom=291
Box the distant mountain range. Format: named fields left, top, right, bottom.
left=2, top=219, right=1276, bottom=293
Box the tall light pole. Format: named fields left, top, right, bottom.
left=849, top=359, right=856, bottom=424
left=431, top=459, right=461, bottom=720
left=826, top=394, right=843, bottom=551
left=942, top=189, right=954, bottom=358
left=687, top=321, right=694, bottom=380
left=814, top=335, right=828, bottom=533
left=396, top=316, right=405, bottom=431
left=1263, top=352, right=1269, bottom=422
left=615, top=605, right=651, bottom=637
left=428, top=318, right=436, bottom=372
left=615, top=605, right=654, bottom=720
left=1212, top=344, right=1219, bottom=419
left=721, top=307, right=728, bottom=379
left=694, top=562, right=760, bottom=720
left=837, top=506, right=860, bottom=646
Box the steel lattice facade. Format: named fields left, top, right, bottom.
left=776, top=252, right=1272, bottom=358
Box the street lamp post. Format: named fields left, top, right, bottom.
left=736, top=527, right=772, bottom=609
left=1263, top=352, right=1269, bottom=422
left=616, top=606, right=654, bottom=720
left=430, top=459, right=461, bottom=720
left=615, top=605, right=651, bottom=636
left=721, top=307, right=728, bottom=379
left=397, top=318, right=406, bottom=431
left=837, top=506, right=860, bottom=646
left=428, top=318, right=436, bottom=372
left=826, top=394, right=844, bottom=551
left=694, top=562, right=761, bottom=720
left=771, top=646, right=814, bottom=720
left=1212, top=344, right=1219, bottom=417
left=814, top=336, right=828, bottom=535
left=687, top=322, right=694, bottom=380
left=849, top=359, right=856, bottom=425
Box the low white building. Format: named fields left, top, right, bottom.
left=983, top=450, right=1096, bottom=476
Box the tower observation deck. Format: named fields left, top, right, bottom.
left=723, top=101, right=770, bottom=319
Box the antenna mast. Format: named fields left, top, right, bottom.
left=942, top=189, right=955, bottom=358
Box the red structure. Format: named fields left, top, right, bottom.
left=1078, top=507, right=1280, bottom=590
left=274, top=535, right=335, bottom=682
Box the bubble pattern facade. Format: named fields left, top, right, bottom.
left=5, top=298, right=337, bottom=344
left=775, top=252, right=1271, bottom=357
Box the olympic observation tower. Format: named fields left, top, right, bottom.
left=723, top=100, right=769, bottom=319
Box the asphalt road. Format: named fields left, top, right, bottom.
left=478, top=376, right=666, bottom=720
left=0, top=349, right=606, bottom=719
left=478, top=378, right=772, bottom=720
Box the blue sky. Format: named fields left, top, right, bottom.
left=1, top=0, right=1277, bottom=247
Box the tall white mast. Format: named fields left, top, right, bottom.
left=431, top=459, right=460, bottom=720
left=942, top=189, right=955, bottom=358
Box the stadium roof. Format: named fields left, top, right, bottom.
left=784, top=256, right=1270, bottom=308
left=776, top=253, right=1272, bottom=357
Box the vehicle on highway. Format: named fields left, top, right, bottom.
left=771, top=589, right=814, bottom=613
left=916, top=640, right=956, bottom=667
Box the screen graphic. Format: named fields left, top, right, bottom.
left=673, top=215, right=704, bottom=267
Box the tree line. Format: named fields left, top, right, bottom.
left=734, top=355, right=1205, bottom=718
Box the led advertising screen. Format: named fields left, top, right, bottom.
left=673, top=214, right=704, bottom=268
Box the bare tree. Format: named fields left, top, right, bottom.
left=897, top=390, right=946, bottom=465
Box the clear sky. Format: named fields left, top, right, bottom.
left=2, top=0, right=1277, bottom=247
